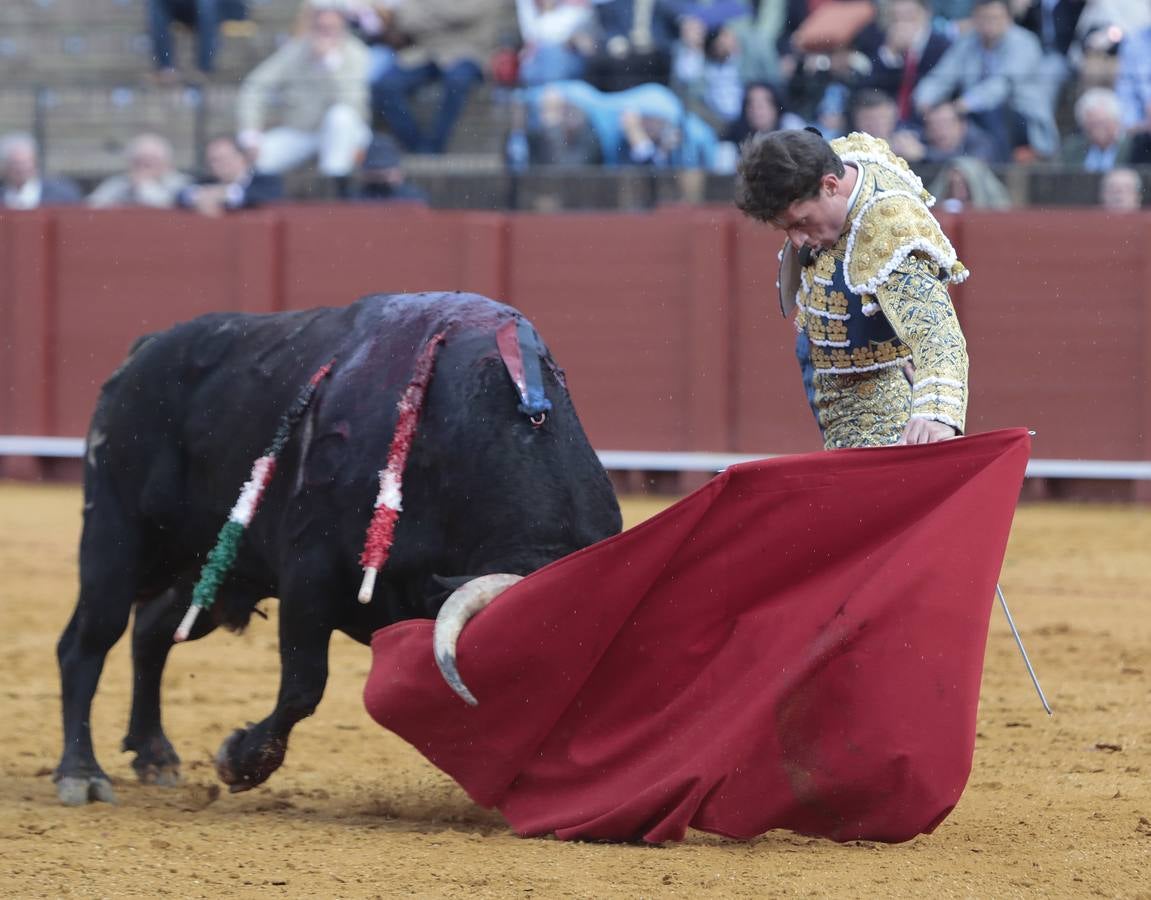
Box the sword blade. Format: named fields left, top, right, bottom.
left=996, top=583, right=1053, bottom=715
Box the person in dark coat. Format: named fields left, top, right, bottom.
left=177, top=134, right=282, bottom=215
left=355, top=134, right=428, bottom=203
left=856, top=0, right=951, bottom=126
left=0, top=133, right=82, bottom=209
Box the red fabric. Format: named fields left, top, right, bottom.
left=364, top=429, right=1030, bottom=844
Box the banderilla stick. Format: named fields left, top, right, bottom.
left=996, top=583, right=1053, bottom=715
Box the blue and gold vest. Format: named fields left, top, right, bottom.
left=798, top=248, right=910, bottom=374
left=778, top=133, right=969, bottom=376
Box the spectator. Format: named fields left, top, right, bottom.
left=920, top=100, right=1000, bottom=162
left=1010, top=0, right=1085, bottom=114
left=1099, top=165, right=1142, bottom=210
left=1060, top=86, right=1133, bottom=170
left=724, top=81, right=791, bottom=143
left=526, top=79, right=718, bottom=166
left=776, top=0, right=877, bottom=84
left=516, top=0, right=598, bottom=86
left=913, top=0, right=1059, bottom=160
left=1075, top=0, right=1149, bottom=46
left=787, top=47, right=872, bottom=138
left=727, top=0, right=787, bottom=86
left=236, top=2, right=370, bottom=193
left=619, top=106, right=684, bottom=165
left=1073, top=22, right=1123, bottom=91
left=147, top=0, right=242, bottom=83
left=930, top=156, right=1012, bottom=210
left=849, top=87, right=899, bottom=138
left=584, top=0, right=675, bottom=90
left=344, top=2, right=401, bottom=89
left=524, top=87, right=603, bottom=165
left=88, top=133, right=191, bottom=208
left=177, top=135, right=283, bottom=216
left=1115, top=23, right=1151, bottom=131
left=856, top=0, right=951, bottom=125
left=355, top=134, right=429, bottom=202
left=671, top=19, right=746, bottom=133
left=844, top=87, right=926, bottom=160
left=372, top=0, right=502, bottom=154
left=0, top=133, right=82, bottom=209
left=932, top=0, right=975, bottom=31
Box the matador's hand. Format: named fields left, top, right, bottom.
left=898, top=418, right=957, bottom=445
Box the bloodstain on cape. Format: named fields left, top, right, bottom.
left=364, top=428, right=1031, bottom=844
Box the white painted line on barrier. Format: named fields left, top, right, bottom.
left=0, top=436, right=85, bottom=457
left=598, top=451, right=1151, bottom=480
left=3, top=436, right=1151, bottom=480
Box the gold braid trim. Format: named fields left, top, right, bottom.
left=830, top=133, right=970, bottom=296
left=831, top=132, right=933, bottom=205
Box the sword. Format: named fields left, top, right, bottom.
left=996, top=582, right=1052, bottom=715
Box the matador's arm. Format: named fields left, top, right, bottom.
left=874, top=254, right=969, bottom=434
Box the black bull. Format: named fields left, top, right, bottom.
left=55, top=292, right=622, bottom=805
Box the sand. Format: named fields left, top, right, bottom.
left=1, top=483, right=1148, bottom=899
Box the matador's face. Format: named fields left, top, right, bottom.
left=772, top=171, right=853, bottom=254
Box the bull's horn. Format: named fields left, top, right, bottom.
left=433, top=573, right=523, bottom=706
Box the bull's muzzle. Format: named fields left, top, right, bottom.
left=433, top=573, right=523, bottom=706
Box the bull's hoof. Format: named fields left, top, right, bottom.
left=215, top=725, right=283, bottom=793
left=125, top=737, right=182, bottom=787
left=134, top=763, right=182, bottom=787
left=57, top=775, right=117, bottom=806
left=214, top=727, right=246, bottom=788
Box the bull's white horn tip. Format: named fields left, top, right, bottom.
left=435, top=652, right=479, bottom=706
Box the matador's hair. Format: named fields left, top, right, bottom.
left=735, top=128, right=845, bottom=224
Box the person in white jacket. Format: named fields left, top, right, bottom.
left=516, top=0, right=597, bottom=85
left=237, top=1, right=370, bottom=188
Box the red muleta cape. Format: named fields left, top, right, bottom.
left=363, top=428, right=1031, bottom=844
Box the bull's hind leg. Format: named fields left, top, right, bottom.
left=55, top=504, right=141, bottom=805
left=122, top=586, right=219, bottom=786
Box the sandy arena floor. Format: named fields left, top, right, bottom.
left=0, top=482, right=1148, bottom=899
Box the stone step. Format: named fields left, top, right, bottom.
left=0, top=0, right=295, bottom=84
left=5, top=78, right=513, bottom=178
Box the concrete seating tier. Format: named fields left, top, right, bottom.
left=0, top=0, right=293, bottom=86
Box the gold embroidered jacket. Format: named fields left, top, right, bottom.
left=778, top=132, right=970, bottom=433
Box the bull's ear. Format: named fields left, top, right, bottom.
left=430, top=574, right=474, bottom=592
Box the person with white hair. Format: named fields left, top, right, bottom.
left=1060, top=86, right=1133, bottom=170
left=236, top=1, right=370, bottom=192
left=0, top=132, right=82, bottom=209
left=87, top=133, right=192, bottom=208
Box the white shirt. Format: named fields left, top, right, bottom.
left=3, top=178, right=42, bottom=209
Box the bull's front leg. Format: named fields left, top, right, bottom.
left=215, top=592, right=332, bottom=793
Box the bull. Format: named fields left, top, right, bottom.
left=55, top=292, right=622, bottom=805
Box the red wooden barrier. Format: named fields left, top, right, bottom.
left=2, top=206, right=1149, bottom=468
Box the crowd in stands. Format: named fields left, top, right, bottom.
left=5, top=0, right=1151, bottom=212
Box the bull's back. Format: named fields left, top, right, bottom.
left=87, top=293, right=512, bottom=504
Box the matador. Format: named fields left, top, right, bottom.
left=738, top=129, right=969, bottom=449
